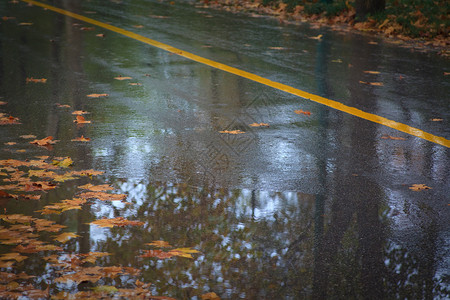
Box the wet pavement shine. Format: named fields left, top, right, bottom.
left=0, top=0, right=449, bottom=299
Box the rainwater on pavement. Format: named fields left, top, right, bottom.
left=0, top=0, right=449, bottom=298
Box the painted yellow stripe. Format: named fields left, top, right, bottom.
left=22, top=0, right=450, bottom=148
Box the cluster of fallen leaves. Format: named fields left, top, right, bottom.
left=198, top=0, right=449, bottom=56
left=1, top=89, right=201, bottom=298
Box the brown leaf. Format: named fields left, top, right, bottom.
left=146, top=240, right=172, bottom=248
left=30, top=136, right=58, bottom=146
left=0, top=115, right=21, bottom=125
left=78, top=184, right=114, bottom=192
left=249, top=122, right=269, bottom=127
left=53, top=232, right=80, bottom=243
left=409, top=184, right=432, bottom=191
left=89, top=217, right=144, bottom=228
left=201, top=292, right=221, bottom=300
left=87, top=93, right=108, bottom=98
left=78, top=191, right=126, bottom=201
left=139, top=250, right=176, bottom=259
left=381, top=135, right=407, bottom=140
left=71, top=135, right=91, bottom=142
left=219, top=130, right=245, bottom=134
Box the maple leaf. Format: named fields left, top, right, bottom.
left=219, top=130, right=245, bottom=134
left=53, top=232, right=80, bottom=243
left=78, top=191, right=126, bottom=201
left=78, top=183, right=114, bottom=191
left=24, top=181, right=57, bottom=192
left=34, top=219, right=66, bottom=232
left=363, top=70, right=381, bottom=74
left=74, top=115, right=91, bottom=124
left=294, top=109, right=311, bottom=115
left=87, top=93, right=108, bottom=98
left=114, top=76, right=133, bottom=80
left=409, top=184, right=432, bottom=191
left=146, top=240, right=172, bottom=248
left=26, top=77, right=47, bottom=83
left=0, top=214, right=35, bottom=224
left=89, top=217, right=144, bottom=228
left=249, top=122, right=269, bottom=127
left=71, top=135, right=91, bottom=142
left=79, top=252, right=110, bottom=264
left=0, top=261, right=15, bottom=268
left=30, top=136, right=58, bottom=147
left=13, top=242, right=62, bottom=253
left=71, top=169, right=104, bottom=177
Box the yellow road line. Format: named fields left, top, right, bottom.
left=22, top=0, right=450, bottom=148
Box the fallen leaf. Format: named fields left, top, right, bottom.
left=56, top=103, right=71, bottom=108
left=114, top=76, right=132, bottom=80
left=249, top=122, right=269, bottom=127
left=78, top=184, right=114, bottom=192
left=294, top=109, right=311, bottom=116
left=4, top=142, right=16, bottom=146
left=20, top=134, right=36, bottom=139
left=430, top=118, right=443, bottom=121
left=89, top=217, right=144, bottom=228
left=80, top=27, right=95, bottom=31
left=96, top=33, right=105, bottom=37
left=18, top=22, right=33, bottom=26
left=132, top=25, right=144, bottom=28
left=201, top=292, right=221, bottom=300
left=74, top=115, right=91, bottom=124
left=0, top=252, right=28, bottom=262
left=30, top=136, right=58, bottom=146
left=72, top=110, right=89, bottom=115
left=146, top=240, right=172, bottom=248
left=0, top=115, right=21, bottom=125
left=53, top=232, right=80, bottom=243
left=363, top=70, right=381, bottom=74
left=87, top=93, right=108, bottom=98
left=139, top=249, right=176, bottom=259
left=129, top=82, right=142, bottom=86
left=219, top=130, right=245, bottom=134
left=268, top=46, right=285, bottom=50
left=409, top=184, right=432, bottom=191
left=78, top=191, right=126, bottom=201
left=79, top=252, right=110, bottom=264
left=71, top=135, right=91, bottom=142
left=0, top=101, right=7, bottom=105
left=309, top=34, right=323, bottom=40
left=331, top=59, right=343, bottom=63
left=381, top=135, right=407, bottom=140
left=52, top=157, right=73, bottom=168
left=92, top=285, right=119, bottom=293
left=359, top=80, right=384, bottom=86
left=368, top=41, right=378, bottom=45
left=26, top=77, right=47, bottom=83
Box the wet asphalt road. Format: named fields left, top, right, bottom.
left=0, top=0, right=449, bottom=298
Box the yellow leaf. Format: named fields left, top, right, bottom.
left=52, top=157, right=73, bottom=168
left=249, top=122, right=269, bottom=127
left=219, top=130, right=245, bottom=134
left=409, top=184, right=432, bottom=191
left=53, top=232, right=80, bottom=243
left=309, top=34, right=323, bottom=40
left=363, top=70, right=381, bottom=74
left=86, top=93, right=108, bottom=98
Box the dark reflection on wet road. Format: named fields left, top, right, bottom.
left=0, top=0, right=449, bottom=298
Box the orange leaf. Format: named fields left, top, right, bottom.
left=72, top=110, right=89, bottom=115
left=294, top=109, right=311, bottom=116
left=363, top=70, right=380, bottom=74
left=430, top=118, right=443, bottom=122
left=139, top=250, right=175, bottom=259
left=0, top=101, right=7, bottom=105
left=219, top=130, right=245, bottom=134
left=114, top=76, right=133, bottom=80
left=146, top=240, right=172, bottom=248
left=53, top=232, right=80, bottom=243
left=89, top=217, right=144, bottom=228
left=409, top=184, right=432, bottom=191
left=0, top=115, right=21, bottom=125
left=87, top=93, right=108, bottom=98
left=249, top=122, right=269, bottom=127
left=26, top=77, right=47, bottom=83
left=78, top=191, right=126, bottom=201
left=381, top=135, right=406, bottom=140
left=71, top=135, right=91, bottom=142
left=30, top=136, right=58, bottom=146
left=78, top=184, right=114, bottom=191
left=74, top=115, right=91, bottom=124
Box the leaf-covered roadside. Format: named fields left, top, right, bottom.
left=197, top=0, right=449, bottom=56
